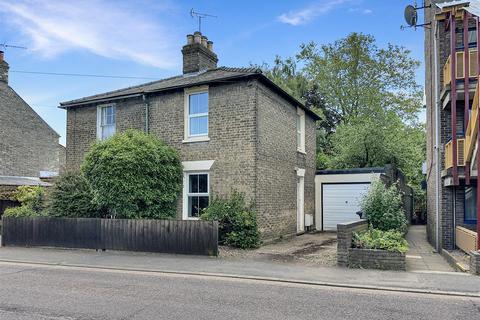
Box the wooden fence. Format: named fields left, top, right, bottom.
left=2, top=217, right=218, bottom=256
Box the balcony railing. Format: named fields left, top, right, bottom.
left=445, top=137, right=465, bottom=169
left=443, top=49, right=478, bottom=87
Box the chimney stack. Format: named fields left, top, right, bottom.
left=0, top=51, right=8, bottom=84
left=182, top=31, right=218, bottom=74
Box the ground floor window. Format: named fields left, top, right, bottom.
left=465, top=186, right=477, bottom=223
left=186, top=173, right=209, bottom=218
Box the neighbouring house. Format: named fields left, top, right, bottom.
left=315, top=165, right=414, bottom=231
left=0, top=50, right=65, bottom=214
left=424, top=0, right=479, bottom=253
left=60, top=32, right=319, bottom=242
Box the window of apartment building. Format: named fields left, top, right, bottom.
left=97, top=104, right=116, bottom=140
left=184, top=87, right=209, bottom=142
left=186, top=173, right=209, bottom=219
left=297, top=107, right=305, bottom=153
left=465, top=186, right=478, bottom=223
left=456, top=27, right=477, bottom=49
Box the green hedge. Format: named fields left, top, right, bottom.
left=3, top=186, right=46, bottom=217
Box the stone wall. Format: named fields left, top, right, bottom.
left=348, top=248, right=406, bottom=271
left=470, top=250, right=480, bottom=275
left=0, top=82, right=61, bottom=177
left=337, top=220, right=368, bottom=267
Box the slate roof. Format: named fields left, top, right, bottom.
left=60, top=67, right=320, bottom=120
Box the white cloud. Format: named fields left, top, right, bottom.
left=0, top=0, right=180, bottom=69
left=278, top=0, right=350, bottom=26
left=363, top=9, right=373, bottom=14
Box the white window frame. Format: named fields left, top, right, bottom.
left=96, top=104, right=116, bottom=141
left=182, top=160, right=214, bottom=220
left=183, top=86, right=210, bottom=143
left=296, top=168, right=305, bottom=233
left=297, top=107, right=305, bottom=153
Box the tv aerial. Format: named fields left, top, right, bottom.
left=401, top=1, right=431, bottom=30
left=190, top=9, right=217, bottom=33
left=0, top=42, right=27, bottom=52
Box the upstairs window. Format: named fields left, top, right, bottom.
left=297, top=107, right=305, bottom=153
left=187, top=91, right=208, bottom=138
left=97, top=105, right=116, bottom=140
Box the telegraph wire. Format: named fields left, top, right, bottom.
left=10, top=70, right=159, bottom=80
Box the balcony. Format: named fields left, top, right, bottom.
left=466, top=79, right=480, bottom=164
left=443, top=49, right=478, bottom=88
left=445, top=137, right=465, bottom=169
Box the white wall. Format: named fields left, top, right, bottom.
left=315, top=173, right=381, bottom=231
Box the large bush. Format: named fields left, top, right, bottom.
left=361, top=180, right=408, bottom=233
left=82, top=130, right=182, bottom=219
left=353, top=228, right=409, bottom=253
left=4, top=186, right=45, bottom=217
left=201, top=191, right=260, bottom=249
left=45, top=172, right=101, bottom=218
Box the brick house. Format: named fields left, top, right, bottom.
left=60, top=32, right=319, bottom=241
left=0, top=50, right=64, bottom=213
left=424, top=0, right=479, bottom=253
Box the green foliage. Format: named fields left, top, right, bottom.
left=361, top=181, right=408, bottom=234
left=45, top=172, right=101, bottom=218
left=201, top=191, right=260, bottom=249
left=4, top=186, right=45, bottom=217
left=261, top=33, right=426, bottom=212
left=82, top=130, right=182, bottom=219
left=353, top=228, right=409, bottom=253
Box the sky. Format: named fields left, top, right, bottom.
left=0, top=0, right=425, bottom=145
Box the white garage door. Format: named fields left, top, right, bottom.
left=322, top=183, right=371, bottom=231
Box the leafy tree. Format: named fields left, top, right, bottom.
left=45, top=172, right=101, bottom=218
left=82, top=130, right=182, bottom=219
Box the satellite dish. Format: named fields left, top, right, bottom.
left=404, top=5, right=418, bottom=27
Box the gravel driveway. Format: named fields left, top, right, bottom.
left=220, top=232, right=337, bottom=267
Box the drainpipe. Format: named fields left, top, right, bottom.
left=451, top=13, right=459, bottom=186
left=143, top=94, right=149, bottom=134
left=433, top=15, right=441, bottom=252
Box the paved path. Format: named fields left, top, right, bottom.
left=0, top=262, right=478, bottom=319
left=0, top=246, right=478, bottom=296
left=406, top=225, right=454, bottom=272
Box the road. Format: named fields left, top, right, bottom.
left=0, top=262, right=478, bottom=320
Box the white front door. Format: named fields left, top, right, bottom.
left=297, top=175, right=305, bottom=233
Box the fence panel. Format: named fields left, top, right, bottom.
left=2, top=217, right=218, bottom=256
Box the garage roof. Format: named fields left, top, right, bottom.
left=316, top=167, right=385, bottom=175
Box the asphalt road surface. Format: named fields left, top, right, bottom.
left=0, top=262, right=478, bottom=320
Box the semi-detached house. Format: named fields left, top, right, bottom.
left=60, top=32, right=319, bottom=241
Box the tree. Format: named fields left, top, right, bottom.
left=45, top=171, right=101, bottom=218
left=82, top=130, right=183, bottom=219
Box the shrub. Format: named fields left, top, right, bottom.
left=3, top=186, right=45, bottom=217
left=201, top=191, right=260, bottom=249
left=361, top=180, right=408, bottom=233
left=45, top=172, right=101, bottom=218
left=82, top=130, right=182, bottom=219
left=352, top=228, right=409, bottom=253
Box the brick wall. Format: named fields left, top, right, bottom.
left=470, top=250, right=480, bottom=275
left=255, top=82, right=316, bottom=240
left=337, top=219, right=368, bottom=267
left=0, top=82, right=61, bottom=177
left=348, top=248, right=406, bottom=271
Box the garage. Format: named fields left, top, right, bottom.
left=315, top=168, right=384, bottom=231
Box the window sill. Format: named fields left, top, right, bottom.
left=297, top=150, right=306, bottom=155
left=183, top=136, right=210, bottom=144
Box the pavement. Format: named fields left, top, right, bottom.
left=406, top=225, right=454, bottom=272
left=0, top=262, right=478, bottom=319
left=0, top=245, right=479, bottom=297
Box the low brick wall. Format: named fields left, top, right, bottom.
left=470, top=251, right=480, bottom=275
left=337, top=220, right=368, bottom=267
left=348, top=248, right=406, bottom=271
